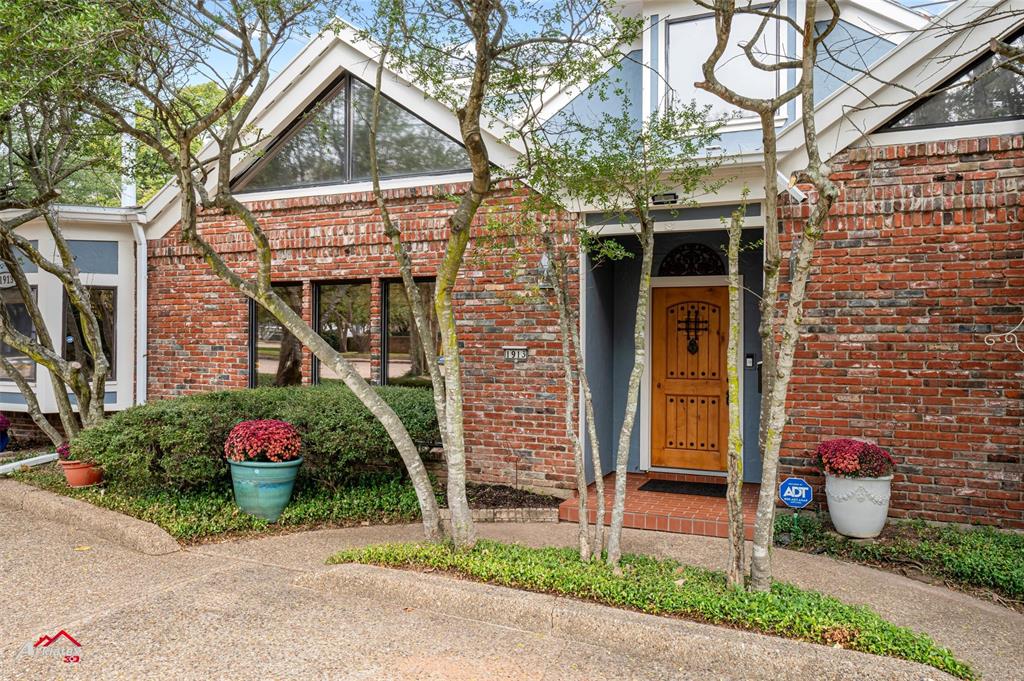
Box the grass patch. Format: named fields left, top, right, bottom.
left=776, top=514, right=1024, bottom=607
left=329, top=540, right=974, bottom=680
left=12, top=464, right=424, bottom=543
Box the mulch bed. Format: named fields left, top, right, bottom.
left=463, top=483, right=563, bottom=509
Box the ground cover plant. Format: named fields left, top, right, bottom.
left=776, top=513, right=1024, bottom=609
left=10, top=464, right=560, bottom=543
left=13, top=464, right=424, bottom=542
left=330, top=540, right=974, bottom=679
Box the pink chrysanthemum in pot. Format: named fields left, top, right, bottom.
left=224, top=419, right=302, bottom=463
left=816, top=438, right=895, bottom=478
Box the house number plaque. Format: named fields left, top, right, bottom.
left=503, top=346, right=528, bottom=361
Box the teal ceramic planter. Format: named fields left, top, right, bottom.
left=227, top=457, right=303, bottom=522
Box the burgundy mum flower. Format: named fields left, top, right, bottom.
left=816, top=438, right=895, bottom=478
left=224, top=419, right=301, bottom=463
left=0, top=413, right=11, bottom=431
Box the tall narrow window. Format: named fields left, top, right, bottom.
left=1, top=287, right=36, bottom=381
left=63, top=287, right=116, bottom=380
left=666, top=10, right=782, bottom=121
left=237, top=75, right=468, bottom=192
left=316, top=282, right=372, bottom=383
left=883, top=33, right=1024, bottom=130
left=384, top=281, right=439, bottom=388
left=251, top=284, right=304, bottom=387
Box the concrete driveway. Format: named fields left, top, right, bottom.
left=0, top=513, right=1010, bottom=680
left=1, top=514, right=688, bottom=680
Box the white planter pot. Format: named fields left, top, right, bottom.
left=825, top=474, right=892, bottom=539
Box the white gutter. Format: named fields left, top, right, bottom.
left=131, top=221, right=148, bottom=405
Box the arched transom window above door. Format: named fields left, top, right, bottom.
left=658, top=243, right=725, bottom=277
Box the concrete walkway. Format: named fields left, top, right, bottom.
left=1, top=515, right=1018, bottom=680
left=195, top=522, right=1023, bottom=680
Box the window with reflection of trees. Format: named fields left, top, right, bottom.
left=385, top=281, right=440, bottom=388
left=63, top=287, right=116, bottom=380
left=1, top=287, right=36, bottom=381
left=252, top=284, right=304, bottom=387
left=885, top=33, right=1024, bottom=130
left=239, top=75, right=468, bottom=192
left=316, top=282, right=372, bottom=383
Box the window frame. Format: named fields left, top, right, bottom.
left=60, top=285, right=117, bottom=382
left=381, top=277, right=437, bottom=388
left=665, top=7, right=783, bottom=125
left=0, top=285, right=38, bottom=383
left=879, top=28, right=1024, bottom=132
left=233, top=74, right=471, bottom=193
left=312, top=279, right=374, bottom=385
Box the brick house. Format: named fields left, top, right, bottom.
left=5, top=0, right=1021, bottom=533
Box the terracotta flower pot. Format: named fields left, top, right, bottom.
left=59, top=460, right=103, bottom=488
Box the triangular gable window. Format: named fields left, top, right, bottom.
left=883, top=32, right=1024, bottom=130
left=238, top=75, right=468, bottom=192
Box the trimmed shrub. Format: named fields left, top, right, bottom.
left=73, top=384, right=438, bottom=492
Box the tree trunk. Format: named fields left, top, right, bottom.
left=435, top=227, right=476, bottom=549
left=606, top=214, right=655, bottom=567
left=725, top=206, right=746, bottom=589
left=571, top=267, right=606, bottom=559
left=749, top=206, right=830, bottom=591
left=544, top=233, right=590, bottom=560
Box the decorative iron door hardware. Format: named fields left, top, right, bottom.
left=676, top=306, right=709, bottom=355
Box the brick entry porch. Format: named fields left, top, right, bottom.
left=558, top=472, right=759, bottom=539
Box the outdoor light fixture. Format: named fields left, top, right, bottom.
left=651, top=192, right=678, bottom=205
left=777, top=170, right=807, bottom=203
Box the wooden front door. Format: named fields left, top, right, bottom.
left=651, top=286, right=729, bottom=471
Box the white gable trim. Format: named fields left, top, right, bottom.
left=778, top=0, right=1023, bottom=176
left=144, top=22, right=523, bottom=240
left=836, top=0, right=928, bottom=41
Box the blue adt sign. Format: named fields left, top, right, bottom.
left=779, top=477, right=813, bottom=509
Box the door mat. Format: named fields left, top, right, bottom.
left=637, top=479, right=727, bottom=498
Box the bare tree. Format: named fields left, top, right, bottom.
left=0, top=100, right=118, bottom=443
left=696, top=0, right=840, bottom=591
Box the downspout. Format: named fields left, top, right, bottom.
left=123, top=126, right=147, bottom=406
left=131, top=221, right=147, bottom=405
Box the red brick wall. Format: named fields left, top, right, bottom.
left=779, top=134, right=1024, bottom=529
left=147, top=181, right=578, bottom=494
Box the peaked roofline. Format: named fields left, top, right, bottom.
left=778, top=0, right=1022, bottom=175
left=143, top=20, right=524, bottom=240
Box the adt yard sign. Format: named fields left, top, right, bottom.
left=779, top=477, right=813, bottom=509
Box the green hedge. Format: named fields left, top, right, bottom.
left=72, top=384, right=438, bottom=492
